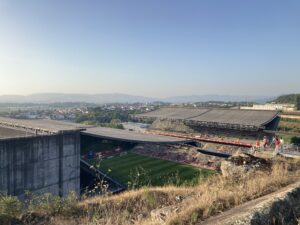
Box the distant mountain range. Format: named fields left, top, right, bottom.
left=164, top=95, right=275, bottom=103
left=0, top=93, right=276, bottom=104
left=0, top=93, right=156, bottom=104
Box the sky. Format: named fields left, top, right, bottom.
left=0, top=0, right=299, bottom=97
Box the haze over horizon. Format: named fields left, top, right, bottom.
left=1, top=0, right=299, bottom=97
left=0, top=92, right=276, bottom=98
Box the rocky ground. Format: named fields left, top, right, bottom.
left=132, top=144, right=222, bottom=170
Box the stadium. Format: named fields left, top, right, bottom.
left=0, top=116, right=212, bottom=197
left=80, top=127, right=212, bottom=193
left=134, top=107, right=280, bottom=139
left=0, top=107, right=281, bottom=197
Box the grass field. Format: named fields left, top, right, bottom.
left=278, top=118, right=300, bottom=133
left=275, top=117, right=300, bottom=144
left=91, top=152, right=215, bottom=187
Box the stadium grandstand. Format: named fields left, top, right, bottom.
left=134, top=107, right=280, bottom=138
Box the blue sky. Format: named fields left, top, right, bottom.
left=0, top=0, right=299, bottom=97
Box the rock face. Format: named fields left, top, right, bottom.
left=220, top=153, right=271, bottom=178
left=150, top=118, right=194, bottom=133
left=201, top=182, right=300, bottom=225
left=220, top=160, right=248, bottom=178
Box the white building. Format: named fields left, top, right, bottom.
left=241, top=103, right=296, bottom=112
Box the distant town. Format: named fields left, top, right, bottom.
left=0, top=95, right=298, bottom=122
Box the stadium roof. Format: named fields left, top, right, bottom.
left=82, top=127, right=192, bottom=144
left=189, top=109, right=278, bottom=127
left=0, top=117, right=91, bottom=134
left=0, top=117, right=192, bottom=144
left=137, top=108, right=210, bottom=120
left=0, top=127, right=35, bottom=140
left=135, top=107, right=280, bottom=129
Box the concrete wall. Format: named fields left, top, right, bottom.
left=0, top=132, right=80, bottom=198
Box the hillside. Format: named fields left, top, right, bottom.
left=273, top=94, right=300, bottom=109
left=1, top=155, right=299, bottom=225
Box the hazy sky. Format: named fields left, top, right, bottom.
left=0, top=0, right=299, bottom=97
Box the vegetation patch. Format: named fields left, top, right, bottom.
left=278, top=117, right=300, bottom=133
left=273, top=94, right=300, bottom=109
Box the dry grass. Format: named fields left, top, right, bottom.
left=44, top=186, right=192, bottom=225
left=49, top=158, right=300, bottom=225
left=165, top=163, right=300, bottom=225
left=2, top=157, right=299, bottom=225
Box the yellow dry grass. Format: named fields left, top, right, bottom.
left=165, top=163, right=300, bottom=225
left=47, top=158, right=300, bottom=225
left=4, top=157, right=297, bottom=225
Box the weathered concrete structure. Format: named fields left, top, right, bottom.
left=201, top=182, right=300, bottom=225
left=0, top=118, right=86, bottom=198
left=0, top=117, right=192, bottom=198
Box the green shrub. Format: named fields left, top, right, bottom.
left=291, top=136, right=300, bottom=145
left=25, top=191, right=79, bottom=216
left=0, top=214, right=14, bottom=225
left=0, top=195, right=22, bottom=219
left=26, top=192, right=62, bottom=215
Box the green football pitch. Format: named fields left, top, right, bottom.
left=92, top=152, right=215, bottom=187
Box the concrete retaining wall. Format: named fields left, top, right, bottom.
left=0, top=132, right=80, bottom=198
left=202, top=182, right=300, bottom=225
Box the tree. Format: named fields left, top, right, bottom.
left=291, top=136, right=300, bottom=145
left=296, top=96, right=300, bottom=110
